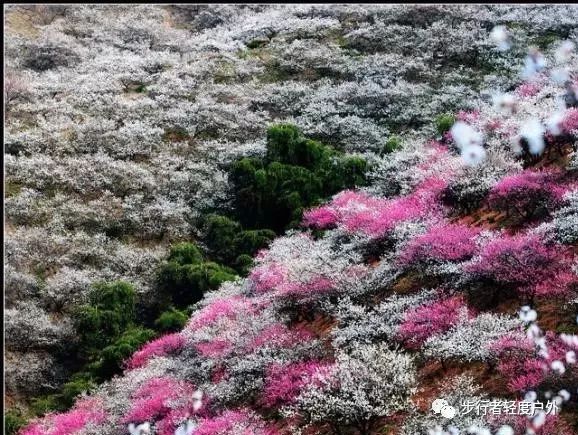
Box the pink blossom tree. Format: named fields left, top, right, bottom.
left=126, top=333, right=186, bottom=370
left=20, top=398, right=106, bottom=435
left=122, top=377, right=204, bottom=435
left=397, top=224, right=480, bottom=268
left=466, top=233, right=572, bottom=300
left=487, top=169, right=566, bottom=220
left=193, top=409, right=279, bottom=435
left=261, top=360, right=331, bottom=408
left=398, top=296, right=471, bottom=349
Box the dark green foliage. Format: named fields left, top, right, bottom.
left=72, top=281, right=156, bottom=378
left=382, top=135, right=402, bottom=154
left=204, top=214, right=275, bottom=265
left=233, top=228, right=276, bottom=259
left=233, top=254, right=254, bottom=275
left=74, top=281, right=136, bottom=355
left=167, top=242, right=204, bottom=265
left=231, top=124, right=367, bottom=231
left=157, top=243, right=237, bottom=307
left=29, top=394, right=66, bottom=416
left=5, top=409, right=27, bottom=435
left=155, top=308, right=189, bottom=332
left=96, top=326, right=156, bottom=377
left=435, top=113, right=456, bottom=136
left=60, top=373, right=96, bottom=408
left=266, top=124, right=331, bottom=167
left=204, top=215, right=242, bottom=263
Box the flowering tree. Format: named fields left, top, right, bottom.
left=466, top=233, right=574, bottom=300
left=487, top=169, right=566, bottom=220
left=398, top=296, right=471, bottom=349
left=289, top=344, right=416, bottom=434
left=397, top=224, right=480, bottom=269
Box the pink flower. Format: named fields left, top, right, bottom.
left=193, top=410, right=279, bottom=435
left=302, top=207, right=338, bottom=229
left=186, top=296, right=258, bottom=331
left=277, top=275, right=334, bottom=298
left=561, top=108, right=578, bottom=133
left=398, top=223, right=480, bottom=265
left=516, top=82, right=541, bottom=98
left=398, top=296, right=470, bottom=349
left=456, top=110, right=481, bottom=123
left=261, top=361, right=332, bottom=408
left=21, top=398, right=106, bottom=435
left=466, top=233, right=572, bottom=296
left=122, top=377, right=202, bottom=434
left=249, top=264, right=288, bottom=293
left=195, top=339, right=232, bottom=358
left=126, top=333, right=186, bottom=370
left=533, top=270, right=578, bottom=297
left=488, top=169, right=566, bottom=218
left=502, top=358, right=547, bottom=392
left=246, top=324, right=314, bottom=352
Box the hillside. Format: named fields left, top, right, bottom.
left=4, top=4, right=578, bottom=435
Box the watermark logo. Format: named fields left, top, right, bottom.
left=431, top=398, right=560, bottom=419
left=431, top=399, right=457, bottom=419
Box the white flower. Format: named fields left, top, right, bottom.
left=174, top=420, right=196, bottom=435
left=522, top=47, right=547, bottom=80
left=546, top=111, right=565, bottom=136
left=526, top=324, right=542, bottom=340
left=192, top=389, right=203, bottom=411
left=490, top=25, right=511, bottom=51
left=561, top=333, right=578, bottom=347
left=129, top=422, right=151, bottom=435
left=551, top=68, right=570, bottom=85
left=495, top=425, right=514, bottom=435
left=558, top=389, right=571, bottom=402
left=519, top=306, right=537, bottom=322
left=532, top=410, right=546, bottom=428
left=461, top=145, right=487, bottom=166
left=524, top=391, right=537, bottom=402
left=566, top=350, right=577, bottom=364
left=551, top=360, right=565, bottom=375
left=520, top=118, right=545, bottom=155
left=450, top=122, right=484, bottom=150
left=555, top=40, right=575, bottom=63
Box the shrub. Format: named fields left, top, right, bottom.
left=203, top=215, right=242, bottom=263
left=60, top=373, right=96, bottom=408
left=5, top=409, right=28, bottom=435
left=203, top=215, right=275, bottom=266
left=95, top=326, right=156, bottom=377
left=230, top=124, right=367, bottom=232
left=293, top=344, right=416, bottom=433
left=382, top=135, right=402, bottom=154
left=397, top=224, right=480, bottom=267
left=233, top=254, right=254, bottom=275
left=74, top=281, right=136, bottom=355
left=158, top=260, right=237, bottom=307
left=154, top=308, right=189, bottom=332
left=23, top=43, right=79, bottom=72
left=126, top=333, right=185, bottom=370
left=167, top=242, right=204, bottom=266
left=435, top=113, right=456, bottom=136
left=466, top=233, right=572, bottom=299
left=261, top=361, right=330, bottom=409
left=29, top=394, right=66, bottom=416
